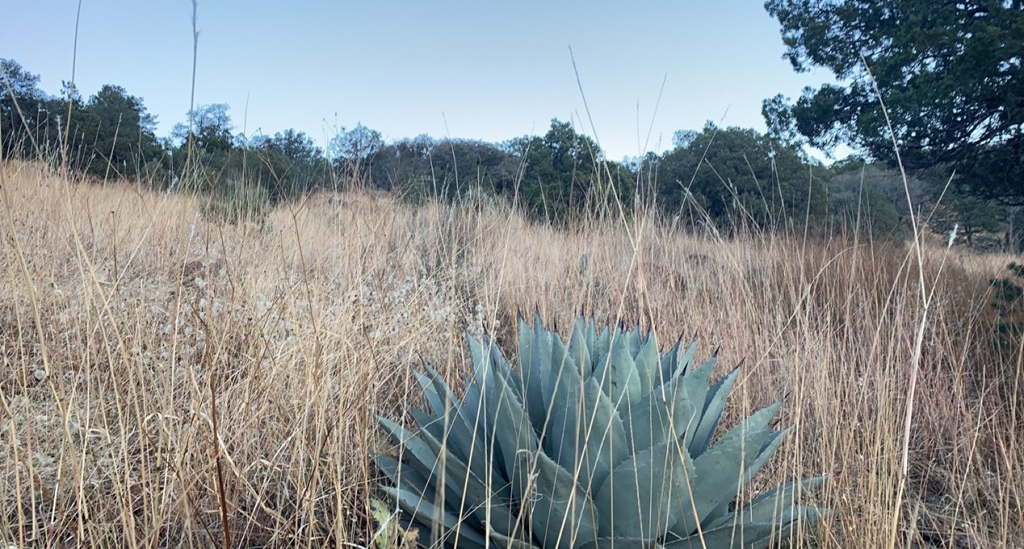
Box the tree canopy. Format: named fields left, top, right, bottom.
left=1, top=59, right=60, bottom=160
left=514, top=119, right=629, bottom=223
left=5, top=52, right=992, bottom=239
left=77, top=85, right=163, bottom=178
left=368, top=120, right=633, bottom=224
left=647, top=122, right=827, bottom=232
left=764, top=0, right=1024, bottom=204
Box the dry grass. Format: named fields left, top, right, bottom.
left=1, top=159, right=1021, bottom=548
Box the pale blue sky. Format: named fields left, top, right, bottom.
left=1, top=1, right=836, bottom=161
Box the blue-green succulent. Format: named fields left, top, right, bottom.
left=376, top=316, right=825, bottom=549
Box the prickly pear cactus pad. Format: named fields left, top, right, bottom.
left=375, top=315, right=825, bottom=549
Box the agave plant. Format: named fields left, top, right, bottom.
left=375, top=316, right=825, bottom=549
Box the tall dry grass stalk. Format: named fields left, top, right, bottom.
left=0, top=159, right=1021, bottom=547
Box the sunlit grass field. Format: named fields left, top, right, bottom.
left=1, top=160, right=1021, bottom=548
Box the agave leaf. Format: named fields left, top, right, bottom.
left=621, top=387, right=697, bottom=457
left=702, top=427, right=791, bottom=526
left=488, top=336, right=523, bottom=397
left=467, top=334, right=490, bottom=380
left=688, top=365, right=740, bottom=457
left=588, top=321, right=611, bottom=373
left=679, top=339, right=699, bottom=373
left=380, top=458, right=491, bottom=541
left=665, top=520, right=784, bottom=549
left=738, top=476, right=828, bottom=526
left=673, top=500, right=826, bottom=549
left=376, top=455, right=436, bottom=502
left=470, top=339, right=526, bottom=471
left=592, top=537, right=651, bottom=549
left=650, top=371, right=704, bottom=449
left=518, top=317, right=550, bottom=432
left=583, top=318, right=598, bottom=362
left=632, top=333, right=657, bottom=395
left=626, top=326, right=643, bottom=357
left=384, top=485, right=490, bottom=549
left=488, top=529, right=538, bottom=549
left=543, top=359, right=630, bottom=483
left=414, top=368, right=453, bottom=421
left=534, top=317, right=559, bottom=419
left=662, top=354, right=716, bottom=450
left=377, top=418, right=442, bottom=479
left=683, top=353, right=717, bottom=393
left=656, top=351, right=712, bottom=422
left=459, top=381, right=500, bottom=484
left=739, top=428, right=788, bottom=486
left=591, top=332, right=642, bottom=406
left=377, top=418, right=450, bottom=481
left=700, top=362, right=737, bottom=414
left=378, top=417, right=515, bottom=533
left=380, top=453, right=476, bottom=535
left=409, top=407, right=444, bottom=441
left=518, top=315, right=535, bottom=371
left=783, top=504, right=828, bottom=529
left=544, top=340, right=586, bottom=472
left=461, top=378, right=483, bottom=426
left=711, top=401, right=781, bottom=453
left=469, top=334, right=518, bottom=405
left=406, top=415, right=522, bottom=540
left=417, top=369, right=481, bottom=457
left=522, top=449, right=599, bottom=549
left=568, top=319, right=593, bottom=378
left=417, top=368, right=493, bottom=478
left=543, top=332, right=572, bottom=402
left=594, top=437, right=694, bottom=540
left=657, top=339, right=681, bottom=387
left=488, top=358, right=542, bottom=501
left=470, top=342, right=498, bottom=425
left=396, top=513, right=492, bottom=549
left=545, top=392, right=582, bottom=474
left=660, top=339, right=697, bottom=389
left=575, top=377, right=630, bottom=490
left=685, top=404, right=780, bottom=529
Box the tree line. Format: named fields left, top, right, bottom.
left=3, top=0, right=1022, bottom=248
left=763, top=0, right=1023, bottom=248
left=0, top=56, right=911, bottom=237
